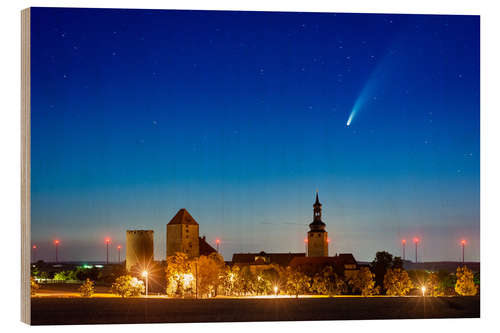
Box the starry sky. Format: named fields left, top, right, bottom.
left=30, top=8, right=479, bottom=263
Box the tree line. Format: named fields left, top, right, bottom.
left=30, top=250, right=479, bottom=298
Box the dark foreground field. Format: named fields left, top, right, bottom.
left=31, top=296, right=479, bottom=325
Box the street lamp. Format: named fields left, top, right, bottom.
left=461, top=239, right=466, bottom=264
left=32, top=245, right=37, bottom=263
left=413, top=237, right=420, bottom=263
left=117, top=245, right=122, bottom=263
left=421, top=286, right=426, bottom=297
left=216, top=239, right=220, bottom=253
left=54, top=239, right=60, bottom=263
left=274, top=285, right=278, bottom=296
left=401, top=239, right=406, bottom=261
left=105, top=237, right=111, bottom=264
left=142, top=270, right=149, bottom=297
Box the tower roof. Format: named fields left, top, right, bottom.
left=167, top=208, right=199, bottom=226
left=315, top=191, right=320, bottom=205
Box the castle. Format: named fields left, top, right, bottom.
left=127, top=192, right=358, bottom=277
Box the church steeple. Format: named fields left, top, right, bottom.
left=313, top=191, right=322, bottom=221
left=309, top=191, right=326, bottom=231
left=307, top=191, right=328, bottom=257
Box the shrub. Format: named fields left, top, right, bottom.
left=79, top=278, right=95, bottom=297
left=111, top=275, right=145, bottom=298
left=455, top=266, right=478, bottom=296
left=31, top=277, right=39, bottom=296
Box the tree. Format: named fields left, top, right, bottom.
left=392, top=256, right=404, bottom=269
left=425, top=272, right=443, bottom=296
left=311, top=266, right=346, bottom=296
left=111, top=275, right=145, bottom=298
left=30, top=277, right=39, bottom=296
left=284, top=267, right=310, bottom=298
left=383, top=268, right=413, bottom=296
left=79, top=278, right=95, bottom=297
left=455, top=266, right=478, bottom=296
left=239, top=266, right=257, bottom=295
left=221, top=265, right=241, bottom=296
left=371, top=251, right=394, bottom=291
left=165, top=252, right=193, bottom=297
left=53, top=270, right=76, bottom=281
left=197, top=253, right=225, bottom=298
left=349, top=267, right=377, bottom=296
left=260, top=266, right=281, bottom=295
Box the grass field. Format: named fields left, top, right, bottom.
left=30, top=296, right=479, bottom=325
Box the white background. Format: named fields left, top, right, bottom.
left=1, top=0, right=499, bottom=331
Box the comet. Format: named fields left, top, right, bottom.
left=346, top=52, right=392, bottom=127
left=346, top=108, right=356, bottom=126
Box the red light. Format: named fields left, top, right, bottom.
left=32, top=245, right=37, bottom=249
left=216, top=239, right=220, bottom=244
left=304, top=238, right=308, bottom=243
left=461, top=239, right=466, bottom=245
left=54, top=239, right=60, bottom=245
left=402, top=239, right=406, bottom=244
left=413, top=237, right=419, bottom=243
left=117, top=245, right=122, bottom=249
left=327, top=238, right=331, bottom=243
left=105, top=237, right=111, bottom=244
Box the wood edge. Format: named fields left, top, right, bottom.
left=21, top=7, right=31, bottom=325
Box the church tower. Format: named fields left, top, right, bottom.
left=307, top=192, right=329, bottom=257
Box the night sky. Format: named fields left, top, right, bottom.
left=30, top=8, right=479, bottom=262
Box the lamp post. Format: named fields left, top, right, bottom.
left=142, top=271, right=148, bottom=297
left=461, top=239, right=466, bottom=264
left=413, top=237, right=419, bottom=264
left=117, top=245, right=122, bottom=263
left=54, top=239, right=60, bottom=263
left=105, top=237, right=111, bottom=264
left=32, top=245, right=37, bottom=263
left=401, top=239, right=406, bottom=261
left=274, top=285, right=278, bottom=296
left=216, top=239, right=220, bottom=253
left=421, top=286, right=426, bottom=297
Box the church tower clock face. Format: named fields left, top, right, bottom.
left=307, top=192, right=329, bottom=257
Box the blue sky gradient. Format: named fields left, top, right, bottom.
left=30, top=8, right=479, bottom=262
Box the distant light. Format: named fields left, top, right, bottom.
left=304, top=238, right=308, bottom=243
left=95, top=265, right=103, bottom=268
left=461, top=239, right=466, bottom=245
left=413, top=237, right=419, bottom=243
left=274, top=286, right=278, bottom=295
left=327, top=238, right=331, bottom=243
left=32, top=245, right=37, bottom=249
left=216, top=239, right=220, bottom=244
left=421, top=286, right=426, bottom=296
left=402, top=239, right=406, bottom=244
left=117, top=245, right=122, bottom=249
left=142, top=270, right=148, bottom=278
left=105, top=237, right=111, bottom=244
left=54, top=239, right=60, bottom=245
